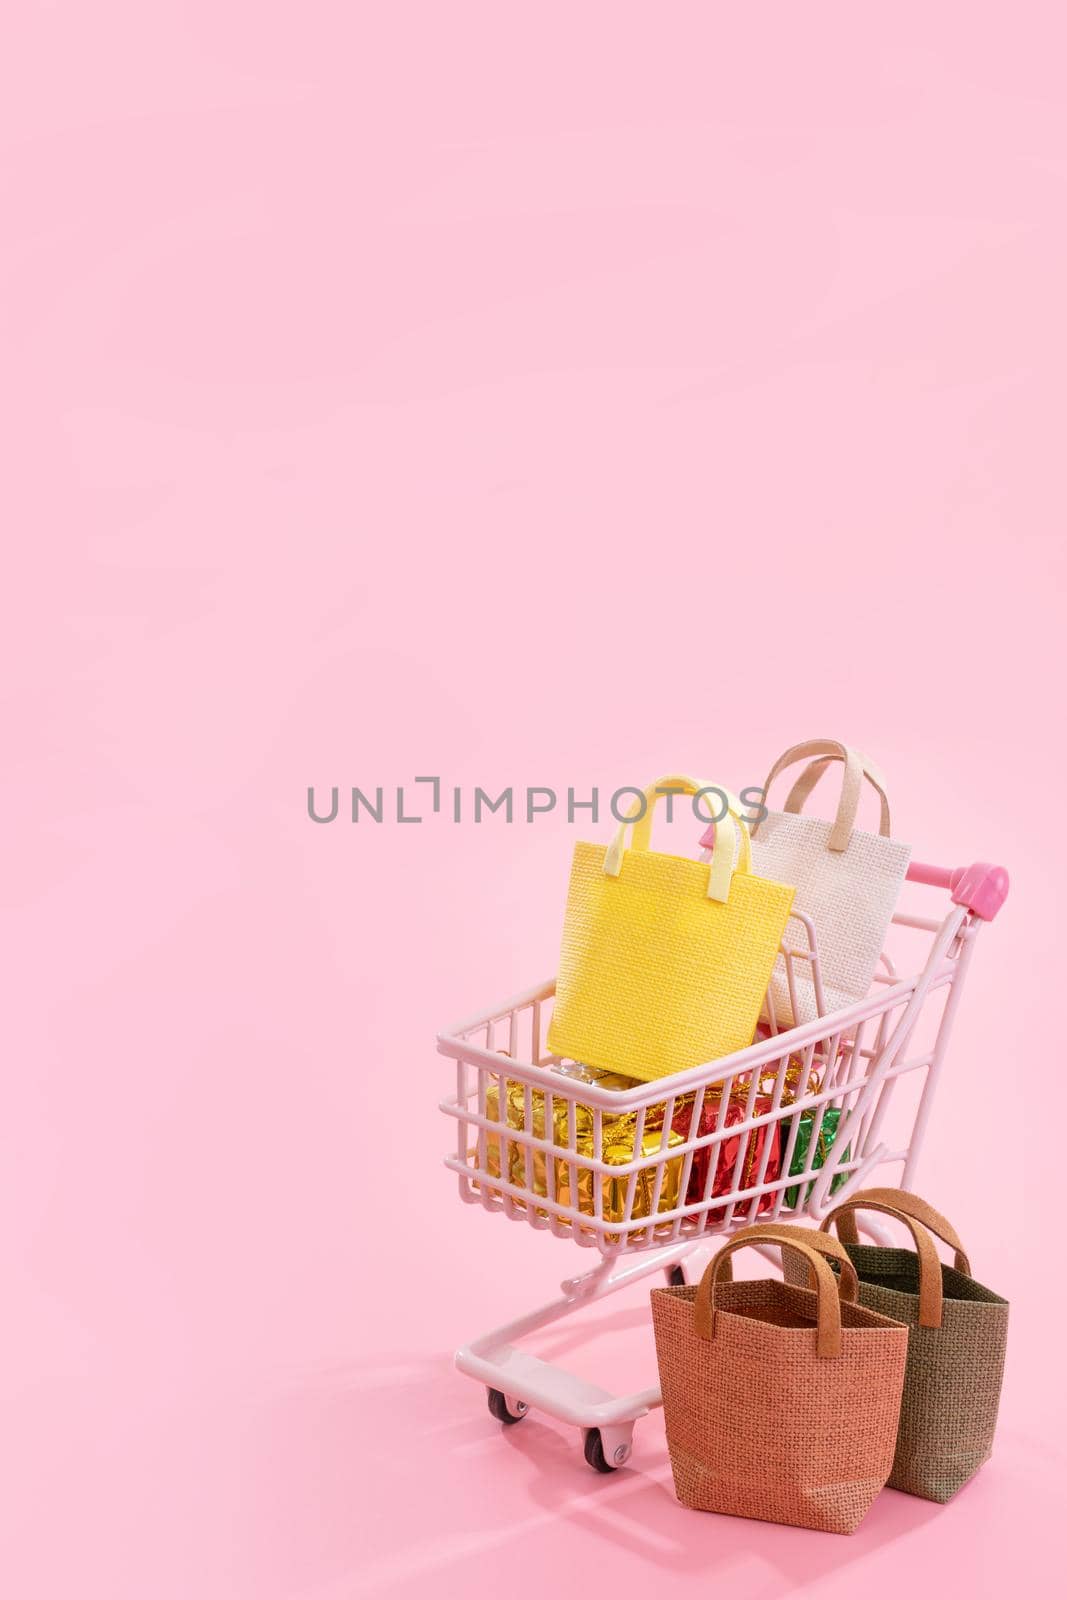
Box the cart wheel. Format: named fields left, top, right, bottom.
left=666, top=1264, right=687, bottom=1288
left=486, top=1388, right=527, bottom=1425
left=583, top=1428, right=617, bottom=1473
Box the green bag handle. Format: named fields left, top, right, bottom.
left=821, top=1195, right=946, bottom=1329
left=829, top=1187, right=971, bottom=1275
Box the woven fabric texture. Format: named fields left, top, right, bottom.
left=780, top=1191, right=1010, bottom=1503
left=548, top=841, right=795, bottom=1083
left=831, top=1245, right=1008, bottom=1502
left=651, top=1277, right=907, bottom=1533
left=750, top=811, right=911, bottom=1025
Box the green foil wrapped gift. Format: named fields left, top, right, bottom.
left=784, top=1107, right=850, bottom=1208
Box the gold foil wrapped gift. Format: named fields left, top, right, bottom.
left=471, top=1067, right=686, bottom=1240
left=470, top=1051, right=826, bottom=1235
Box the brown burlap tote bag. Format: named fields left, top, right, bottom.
left=650, top=1223, right=908, bottom=1534
left=814, top=1189, right=1009, bottom=1503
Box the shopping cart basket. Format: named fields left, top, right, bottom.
left=437, top=857, right=1007, bottom=1472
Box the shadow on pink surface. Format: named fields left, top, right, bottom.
left=225, top=1345, right=1032, bottom=1600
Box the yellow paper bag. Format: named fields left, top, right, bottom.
left=547, top=776, right=795, bottom=1084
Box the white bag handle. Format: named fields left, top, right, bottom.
left=603, top=775, right=750, bottom=904
left=758, top=740, right=891, bottom=851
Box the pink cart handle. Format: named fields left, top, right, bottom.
left=906, top=860, right=1009, bottom=921
left=697, top=821, right=1009, bottom=922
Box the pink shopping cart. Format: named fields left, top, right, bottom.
left=437, top=854, right=1008, bottom=1472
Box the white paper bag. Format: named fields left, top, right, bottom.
left=750, top=740, right=911, bottom=1026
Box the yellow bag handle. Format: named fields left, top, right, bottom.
left=603, top=775, right=750, bottom=904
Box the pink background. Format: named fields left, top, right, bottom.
left=5, top=5, right=1065, bottom=1596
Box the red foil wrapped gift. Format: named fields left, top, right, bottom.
left=677, top=1080, right=782, bottom=1218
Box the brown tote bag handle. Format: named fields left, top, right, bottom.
left=715, top=1221, right=861, bottom=1300
left=693, top=1226, right=847, bottom=1357
left=821, top=1198, right=945, bottom=1329
left=829, top=1187, right=972, bottom=1276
